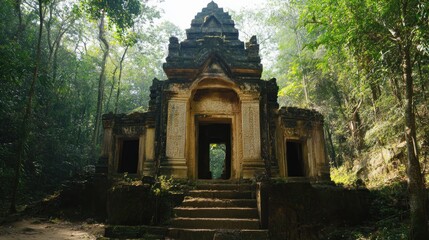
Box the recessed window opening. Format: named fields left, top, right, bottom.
left=118, top=139, right=139, bottom=174
left=287, top=141, right=305, bottom=177
left=209, top=143, right=226, bottom=179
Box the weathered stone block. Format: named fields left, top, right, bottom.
left=107, top=185, right=154, bottom=225
left=106, top=183, right=184, bottom=226
left=262, top=182, right=371, bottom=240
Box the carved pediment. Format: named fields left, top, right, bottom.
left=206, top=62, right=224, bottom=74
left=194, top=53, right=232, bottom=80
left=202, top=15, right=222, bottom=35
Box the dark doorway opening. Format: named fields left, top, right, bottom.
left=286, top=141, right=305, bottom=177
left=198, top=123, right=231, bottom=179
left=118, top=139, right=139, bottom=174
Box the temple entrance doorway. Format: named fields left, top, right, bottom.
left=118, top=139, right=139, bottom=174
left=286, top=141, right=305, bottom=177
left=197, top=122, right=231, bottom=180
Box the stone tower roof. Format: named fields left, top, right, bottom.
left=186, top=1, right=238, bottom=40
left=163, top=1, right=262, bottom=80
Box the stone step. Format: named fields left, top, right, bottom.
left=174, top=207, right=259, bottom=218
left=188, top=190, right=253, bottom=199
left=181, top=198, right=257, bottom=208
left=100, top=235, right=163, bottom=240
left=171, top=217, right=260, bottom=229
left=195, top=183, right=253, bottom=191
left=167, top=228, right=269, bottom=240
left=223, top=229, right=269, bottom=240
left=104, top=225, right=167, bottom=239
left=194, top=180, right=252, bottom=184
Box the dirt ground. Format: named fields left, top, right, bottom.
left=0, top=217, right=104, bottom=240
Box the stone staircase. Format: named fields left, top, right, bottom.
left=167, top=181, right=269, bottom=240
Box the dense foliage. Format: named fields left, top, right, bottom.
left=209, top=143, right=226, bottom=179
left=0, top=0, right=182, bottom=214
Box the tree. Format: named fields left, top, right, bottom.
left=230, top=7, right=277, bottom=80
left=298, top=0, right=429, bottom=237
left=81, top=0, right=143, bottom=152
left=265, top=0, right=368, bottom=161
left=9, top=0, right=44, bottom=214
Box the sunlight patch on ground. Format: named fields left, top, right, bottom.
left=0, top=218, right=104, bottom=240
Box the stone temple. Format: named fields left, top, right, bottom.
left=99, top=1, right=330, bottom=182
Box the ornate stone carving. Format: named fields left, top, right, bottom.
left=284, top=128, right=299, bottom=138
left=166, top=101, right=187, bottom=159
left=242, top=102, right=261, bottom=159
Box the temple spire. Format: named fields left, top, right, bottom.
left=163, top=1, right=262, bottom=80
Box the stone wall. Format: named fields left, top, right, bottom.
left=59, top=175, right=109, bottom=221
left=258, top=182, right=371, bottom=240
left=106, top=184, right=184, bottom=225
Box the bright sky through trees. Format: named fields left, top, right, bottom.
left=158, top=0, right=265, bottom=30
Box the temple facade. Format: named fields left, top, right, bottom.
left=99, top=1, right=330, bottom=181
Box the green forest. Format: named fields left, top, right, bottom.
left=1, top=0, right=429, bottom=239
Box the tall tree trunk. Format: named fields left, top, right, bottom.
left=114, top=46, right=129, bottom=114
left=302, top=74, right=309, bottom=106
left=390, top=75, right=403, bottom=104
left=51, top=35, right=62, bottom=84
left=105, top=66, right=118, bottom=113
left=369, top=79, right=380, bottom=119
left=9, top=0, right=44, bottom=214
left=350, top=99, right=363, bottom=152
left=92, top=11, right=109, bottom=154
left=294, top=28, right=309, bottom=106
left=417, top=56, right=427, bottom=104
left=325, top=124, right=338, bottom=167
left=402, top=42, right=429, bottom=239
left=45, top=1, right=66, bottom=85
left=14, top=0, right=23, bottom=38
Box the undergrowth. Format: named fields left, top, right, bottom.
left=330, top=165, right=358, bottom=187
left=323, top=181, right=409, bottom=239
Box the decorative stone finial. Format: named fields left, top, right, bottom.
left=207, top=1, right=218, bottom=9
left=169, top=36, right=179, bottom=44
left=250, top=35, right=258, bottom=44
left=246, top=35, right=260, bottom=60
left=167, top=36, right=180, bottom=58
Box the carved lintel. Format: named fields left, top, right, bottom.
left=284, top=127, right=299, bottom=138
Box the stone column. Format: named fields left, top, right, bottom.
left=101, top=120, right=113, bottom=158
left=143, top=127, right=156, bottom=176
left=98, top=116, right=113, bottom=174
left=312, top=122, right=330, bottom=180
left=161, top=99, right=188, bottom=178
left=138, top=134, right=146, bottom=175
left=241, top=100, right=265, bottom=178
